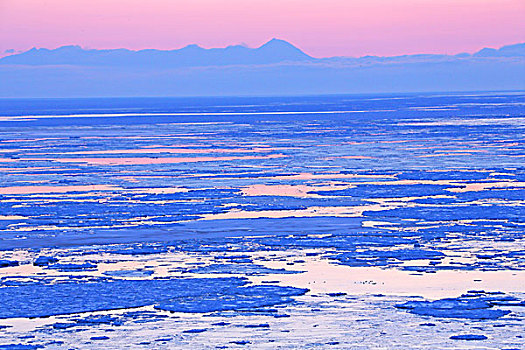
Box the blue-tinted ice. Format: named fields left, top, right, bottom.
left=0, top=93, right=523, bottom=348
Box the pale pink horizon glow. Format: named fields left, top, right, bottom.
left=0, top=0, right=524, bottom=58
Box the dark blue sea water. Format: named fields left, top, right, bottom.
left=0, top=92, right=523, bottom=348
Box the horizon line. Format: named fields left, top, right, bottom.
left=3, top=39, right=524, bottom=60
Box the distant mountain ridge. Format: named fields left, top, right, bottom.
left=0, top=39, right=313, bottom=67
left=1, top=40, right=524, bottom=68
left=473, top=43, right=525, bottom=57
left=1, top=40, right=523, bottom=97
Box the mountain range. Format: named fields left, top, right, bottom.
left=1, top=39, right=524, bottom=97
left=0, top=39, right=313, bottom=68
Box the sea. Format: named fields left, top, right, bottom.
left=0, top=92, right=523, bottom=349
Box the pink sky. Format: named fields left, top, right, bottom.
left=0, top=0, right=523, bottom=58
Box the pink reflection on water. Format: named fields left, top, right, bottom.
left=0, top=185, right=119, bottom=195
left=271, top=173, right=396, bottom=180
left=42, top=154, right=287, bottom=165
left=263, top=259, right=525, bottom=299
left=324, top=156, right=376, bottom=160
left=418, top=153, right=475, bottom=157
left=199, top=204, right=386, bottom=221
left=446, top=181, right=525, bottom=193
left=0, top=167, right=54, bottom=172
left=130, top=187, right=191, bottom=194
left=27, top=147, right=278, bottom=156
left=242, top=184, right=350, bottom=198
left=0, top=215, right=26, bottom=220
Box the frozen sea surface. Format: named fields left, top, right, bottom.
left=0, top=92, right=524, bottom=349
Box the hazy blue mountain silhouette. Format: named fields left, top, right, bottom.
left=1, top=40, right=524, bottom=97
left=2, top=40, right=525, bottom=68
left=0, top=39, right=313, bottom=67
left=473, top=43, right=525, bottom=57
